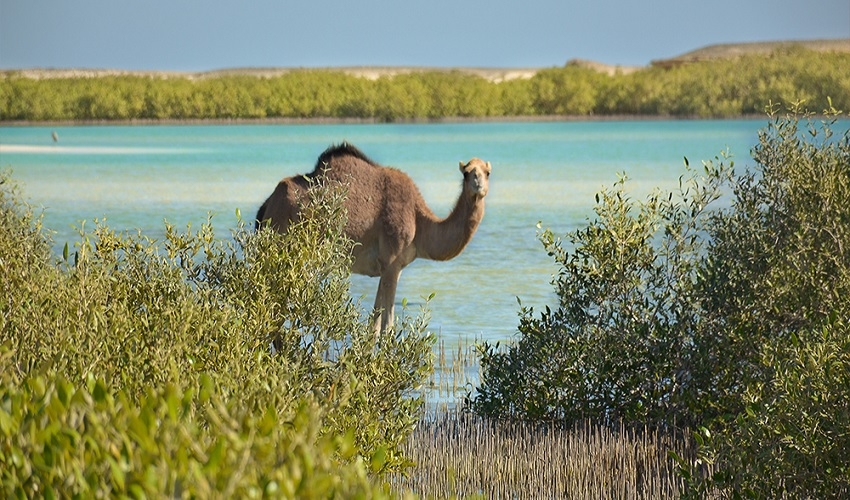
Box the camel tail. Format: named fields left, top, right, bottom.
left=255, top=200, right=268, bottom=231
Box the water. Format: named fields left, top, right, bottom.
left=1, top=120, right=767, bottom=345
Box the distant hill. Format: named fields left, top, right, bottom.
left=650, top=39, right=850, bottom=68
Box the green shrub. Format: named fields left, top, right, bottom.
left=0, top=172, right=433, bottom=495
left=470, top=165, right=724, bottom=425
left=0, top=361, right=387, bottom=499
left=687, top=103, right=850, bottom=423
left=690, top=320, right=850, bottom=498
left=685, top=104, right=850, bottom=496
left=470, top=106, right=850, bottom=496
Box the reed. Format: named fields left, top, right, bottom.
left=393, top=409, right=708, bottom=498
left=405, top=340, right=710, bottom=498
left=426, top=336, right=480, bottom=405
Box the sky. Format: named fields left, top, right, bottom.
left=1, top=0, right=848, bottom=71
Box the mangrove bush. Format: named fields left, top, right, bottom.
left=470, top=105, right=850, bottom=497
left=0, top=174, right=433, bottom=497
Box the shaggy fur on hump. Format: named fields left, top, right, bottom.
left=313, top=142, right=377, bottom=173
left=256, top=142, right=376, bottom=229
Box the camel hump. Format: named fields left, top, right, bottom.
left=314, top=142, right=378, bottom=171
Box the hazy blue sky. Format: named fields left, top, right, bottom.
left=1, top=0, right=848, bottom=71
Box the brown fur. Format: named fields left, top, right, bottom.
left=257, top=142, right=491, bottom=332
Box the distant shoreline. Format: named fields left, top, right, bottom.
left=1, top=114, right=773, bottom=128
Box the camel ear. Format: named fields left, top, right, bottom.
left=459, top=161, right=466, bottom=172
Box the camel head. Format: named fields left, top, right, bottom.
left=459, top=158, right=491, bottom=199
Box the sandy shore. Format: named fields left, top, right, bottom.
left=0, top=66, right=545, bottom=83
left=0, top=62, right=650, bottom=82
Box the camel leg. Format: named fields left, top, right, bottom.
left=372, top=268, right=401, bottom=333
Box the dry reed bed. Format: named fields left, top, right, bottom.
left=394, top=410, right=704, bottom=498
left=402, top=340, right=707, bottom=498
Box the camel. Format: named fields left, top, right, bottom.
left=256, top=142, right=490, bottom=333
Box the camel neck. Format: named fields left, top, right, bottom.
left=415, top=192, right=485, bottom=261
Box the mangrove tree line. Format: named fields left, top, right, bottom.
left=2, top=47, right=848, bottom=121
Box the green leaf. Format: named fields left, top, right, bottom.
left=258, top=406, right=277, bottom=435
left=91, top=380, right=109, bottom=404
left=198, top=373, right=214, bottom=403
left=108, top=457, right=126, bottom=491
left=205, top=438, right=226, bottom=473
left=0, top=409, right=13, bottom=436
left=370, top=446, right=387, bottom=473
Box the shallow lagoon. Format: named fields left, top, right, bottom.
left=1, top=120, right=769, bottom=344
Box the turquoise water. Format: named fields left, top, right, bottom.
left=1, top=120, right=769, bottom=344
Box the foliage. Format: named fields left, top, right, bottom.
left=469, top=106, right=850, bottom=496
left=690, top=320, right=850, bottom=498
left=0, top=172, right=433, bottom=495
left=470, top=162, right=728, bottom=426
left=686, top=104, right=850, bottom=497
left=0, top=364, right=385, bottom=499
left=2, top=48, right=849, bottom=121
left=687, top=103, right=850, bottom=421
